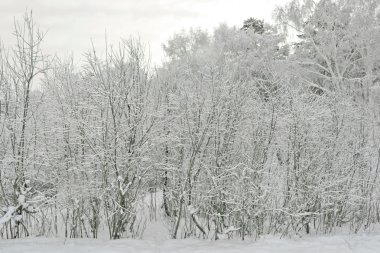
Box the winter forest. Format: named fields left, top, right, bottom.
left=1, top=0, right=380, bottom=246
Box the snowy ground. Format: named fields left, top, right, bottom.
left=1, top=233, right=380, bottom=253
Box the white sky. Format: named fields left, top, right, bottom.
left=0, top=0, right=290, bottom=65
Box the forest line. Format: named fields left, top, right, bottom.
left=1, top=0, right=380, bottom=240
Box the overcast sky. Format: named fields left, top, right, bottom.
left=0, top=0, right=290, bottom=65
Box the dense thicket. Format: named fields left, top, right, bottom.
left=1, top=0, right=380, bottom=240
